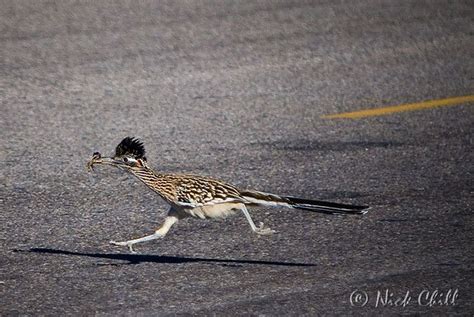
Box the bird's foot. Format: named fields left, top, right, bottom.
left=109, top=240, right=137, bottom=254
left=254, top=222, right=277, bottom=235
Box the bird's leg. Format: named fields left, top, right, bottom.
left=110, top=215, right=179, bottom=253
left=110, top=234, right=161, bottom=253
left=240, top=205, right=276, bottom=235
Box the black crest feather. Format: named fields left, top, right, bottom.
left=115, top=137, right=146, bottom=159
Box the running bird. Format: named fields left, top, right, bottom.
left=87, top=137, right=369, bottom=253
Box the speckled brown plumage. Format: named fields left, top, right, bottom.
left=131, top=169, right=243, bottom=207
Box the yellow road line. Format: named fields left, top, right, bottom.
left=322, top=95, right=474, bottom=119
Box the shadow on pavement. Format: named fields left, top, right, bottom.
left=14, top=248, right=316, bottom=267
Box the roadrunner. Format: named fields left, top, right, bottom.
left=87, top=137, right=369, bottom=252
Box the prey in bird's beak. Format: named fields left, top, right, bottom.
left=86, top=152, right=133, bottom=171
left=87, top=152, right=102, bottom=171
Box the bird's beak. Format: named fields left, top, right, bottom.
left=86, top=153, right=126, bottom=172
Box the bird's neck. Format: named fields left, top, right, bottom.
left=129, top=165, right=153, bottom=179
left=129, top=167, right=177, bottom=203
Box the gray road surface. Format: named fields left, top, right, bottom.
left=1, top=0, right=473, bottom=315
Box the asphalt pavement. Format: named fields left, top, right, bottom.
left=1, top=0, right=473, bottom=315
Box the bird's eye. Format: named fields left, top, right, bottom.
left=123, top=157, right=128, bottom=163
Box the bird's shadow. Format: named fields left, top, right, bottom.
left=14, top=248, right=316, bottom=267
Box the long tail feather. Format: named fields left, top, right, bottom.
left=284, top=196, right=369, bottom=215
left=240, top=190, right=370, bottom=215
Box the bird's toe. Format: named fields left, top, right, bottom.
left=109, top=240, right=127, bottom=246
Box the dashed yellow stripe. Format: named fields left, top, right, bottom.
left=322, top=95, right=474, bottom=119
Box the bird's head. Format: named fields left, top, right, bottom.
left=87, top=137, right=148, bottom=171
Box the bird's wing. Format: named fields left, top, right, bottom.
left=172, top=175, right=244, bottom=207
